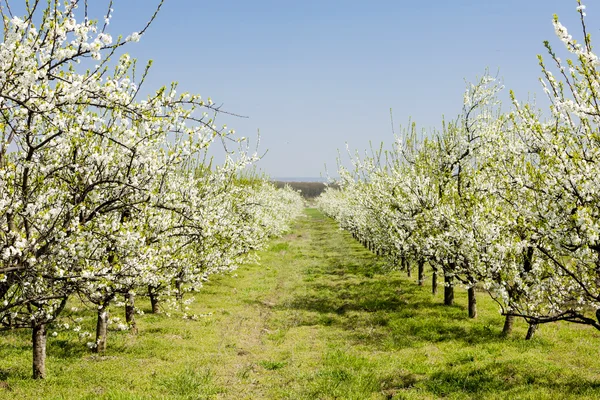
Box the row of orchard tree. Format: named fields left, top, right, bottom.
left=318, top=3, right=600, bottom=340
left=0, top=1, right=304, bottom=379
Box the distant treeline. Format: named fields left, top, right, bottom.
left=272, top=181, right=337, bottom=198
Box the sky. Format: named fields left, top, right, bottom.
left=78, top=1, right=592, bottom=178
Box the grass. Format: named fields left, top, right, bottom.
left=1, top=208, right=600, bottom=399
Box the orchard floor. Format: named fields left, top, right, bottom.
left=3, top=208, right=600, bottom=399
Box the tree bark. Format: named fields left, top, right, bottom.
left=32, top=323, right=47, bottom=379
left=125, top=293, right=137, bottom=334
left=432, top=270, right=438, bottom=295
left=468, top=286, right=477, bottom=318
left=444, top=274, right=454, bottom=306
left=404, top=258, right=411, bottom=278
left=525, top=323, right=538, bottom=340
left=149, top=286, right=160, bottom=314
left=175, top=278, right=183, bottom=302
left=502, top=315, right=515, bottom=336
left=418, top=260, right=425, bottom=286
left=95, top=306, right=109, bottom=353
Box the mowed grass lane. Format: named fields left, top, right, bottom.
left=2, top=208, right=600, bottom=399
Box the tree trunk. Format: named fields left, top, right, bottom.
left=468, top=286, right=477, bottom=318
left=32, top=323, right=47, bottom=379
left=125, top=293, right=137, bottom=334
left=149, top=286, right=160, bottom=314
left=444, top=274, right=454, bottom=306
left=175, top=278, right=183, bottom=302
left=525, top=323, right=538, bottom=340
left=95, top=306, right=109, bottom=353
left=418, top=260, right=425, bottom=286
left=404, top=258, right=411, bottom=278
left=502, top=315, right=515, bottom=336
left=432, top=270, right=438, bottom=295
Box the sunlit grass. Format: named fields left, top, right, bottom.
left=1, top=208, right=600, bottom=399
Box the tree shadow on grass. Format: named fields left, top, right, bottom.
left=288, top=279, right=408, bottom=314
left=281, top=258, right=600, bottom=397
left=0, top=328, right=31, bottom=354
left=48, top=338, right=89, bottom=359
left=0, top=329, right=90, bottom=381
left=321, top=259, right=390, bottom=277
left=422, top=359, right=600, bottom=398
left=283, top=261, right=516, bottom=350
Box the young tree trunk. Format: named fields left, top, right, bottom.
left=418, top=260, right=425, bottom=286
left=95, top=306, right=109, bottom=353
left=404, top=258, right=411, bottom=278
left=444, top=274, right=454, bottom=306
left=32, top=323, right=47, bottom=379
left=468, top=286, right=477, bottom=318
left=525, top=323, right=538, bottom=340
left=148, top=286, right=160, bottom=314
left=125, top=293, right=137, bottom=334
left=432, top=270, right=438, bottom=295
left=502, top=315, right=515, bottom=336
left=175, top=278, right=183, bottom=302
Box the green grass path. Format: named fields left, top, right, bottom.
left=3, top=208, right=600, bottom=399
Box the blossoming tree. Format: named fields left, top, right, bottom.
left=0, top=0, right=304, bottom=379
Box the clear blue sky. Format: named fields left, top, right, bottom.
left=103, top=1, right=586, bottom=177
